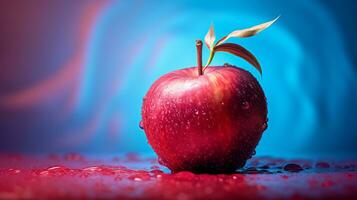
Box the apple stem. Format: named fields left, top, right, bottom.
left=196, top=40, right=203, bottom=75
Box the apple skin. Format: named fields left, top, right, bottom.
left=141, top=64, right=267, bottom=173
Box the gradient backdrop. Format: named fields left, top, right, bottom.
left=0, top=0, right=356, bottom=159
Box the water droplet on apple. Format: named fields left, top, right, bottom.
left=261, top=122, right=267, bottom=131
left=139, top=121, right=144, bottom=129
left=221, top=102, right=225, bottom=105
left=195, top=110, right=199, bottom=115
left=242, top=101, right=250, bottom=110
left=185, top=121, right=191, bottom=130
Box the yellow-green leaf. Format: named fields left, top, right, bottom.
left=204, top=50, right=215, bottom=68
left=216, top=16, right=279, bottom=46
left=204, top=24, right=216, bottom=50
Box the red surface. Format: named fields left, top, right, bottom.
left=0, top=154, right=356, bottom=199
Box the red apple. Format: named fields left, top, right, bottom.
left=140, top=15, right=277, bottom=173
left=141, top=61, right=267, bottom=173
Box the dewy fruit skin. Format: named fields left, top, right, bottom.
left=141, top=17, right=277, bottom=173
left=141, top=65, right=267, bottom=173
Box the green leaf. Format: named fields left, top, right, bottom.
left=204, top=50, right=215, bottom=68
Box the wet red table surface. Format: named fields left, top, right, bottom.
left=0, top=154, right=356, bottom=200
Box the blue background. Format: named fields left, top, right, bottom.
left=0, top=0, right=356, bottom=159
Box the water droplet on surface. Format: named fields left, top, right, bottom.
left=241, top=101, right=250, bottom=110
left=150, top=169, right=164, bottom=174
left=64, top=153, right=84, bottom=161
left=40, top=170, right=49, bottom=176
left=283, top=163, right=303, bottom=172
left=139, top=121, right=144, bottom=129
left=195, top=110, right=199, bottom=115
left=128, top=172, right=151, bottom=181
left=316, top=162, right=330, bottom=169
left=83, top=166, right=102, bottom=173
left=174, top=171, right=196, bottom=181
left=7, top=168, right=21, bottom=174
left=252, top=150, right=256, bottom=155
left=40, top=166, right=72, bottom=176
